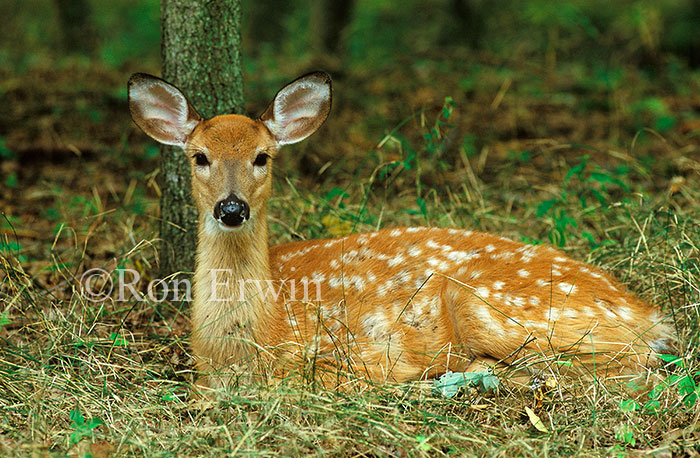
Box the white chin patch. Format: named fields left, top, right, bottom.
left=203, top=215, right=248, bottom=235
left=216, top=220, right=245, bottom=232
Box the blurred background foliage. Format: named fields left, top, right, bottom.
left=1, top=0, right=699, bottom=71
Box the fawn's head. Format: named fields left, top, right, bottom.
left=128, top=72, right=331, bottom=232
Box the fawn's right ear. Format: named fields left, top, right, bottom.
left=128, top=73, right=202, bottom=148
left=260, top=71, right=332, bottom=146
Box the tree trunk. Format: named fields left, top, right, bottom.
left=160, top=0, right=244, bottom=279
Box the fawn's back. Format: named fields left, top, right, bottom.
left=268, top=226, right=673, bottom=381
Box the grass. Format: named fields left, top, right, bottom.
left=1, top=49, right=700, bottom=456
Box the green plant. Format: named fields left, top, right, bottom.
left=69, top=410, right=102, bottom=445
left=537, top=154, right=630, bottom=247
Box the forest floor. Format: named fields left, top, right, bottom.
left=0, top=51, right=699, bottom=456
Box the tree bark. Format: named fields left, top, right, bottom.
left=160, top=0, right=244, bottom=279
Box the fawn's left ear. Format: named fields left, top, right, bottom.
left=261, top=71, right=332, bottom=146
left=128, top=73, right=202, bottom=148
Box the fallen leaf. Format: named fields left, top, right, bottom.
left=525, top=406, right=549, bottom=433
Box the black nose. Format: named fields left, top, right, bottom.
left=214, top=194, right=250, bottom=227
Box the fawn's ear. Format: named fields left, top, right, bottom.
left=260, top=71, right=332, bottom=146
left=128, top=73, right=202, bottom=148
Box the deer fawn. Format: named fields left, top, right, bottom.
left=128, top=72, right=674, bottom=389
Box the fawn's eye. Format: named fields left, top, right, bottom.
left=193, top=153, right=209, bottom=167
left=253, top=153, right=269, bottom=167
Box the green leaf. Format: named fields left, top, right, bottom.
left=537, top=200, right=557, bottom=217
left=616, top=425, right=636, bottom=446
left=433, top=371, right=499, bottom=398
left=416, top=197, right=427, bottom=218
left=0, top=312, right=10, bottom=330
left=657, top=354, right=683, bottom=367
left=325, top=187, right=350, bottom=201
left=655, top=116, right=676, bottom=132
left=619, top=399, right=639, bottom=412
left=0, top=137, right=15, bottom=160
left=643, top=400, right=660, bottom=413
left=481, top=373, right=500, bottom=392
left=415, top=435, right=432, bottom=451
left=4, top=171, right=17, bottom=188
left=70, top=410, right=85, bottom=426
left=564, top=156, right=588, bottom=184
left=110, top=332, right=128, bottom=347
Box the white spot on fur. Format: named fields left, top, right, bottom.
left=408, top=246, right=422, bottom=257
left=393, top=270, right=412, bottom=285
left=362, top=313, right=390, bottom=341
left=328, top=277, right=342, bottom=288
left=330, top=259, right=339, bottom=269
left=390, top=228, right=402, bottom=237
left=491, top=251, right=514, bottom=260
left=546, top=308, right=561, bottom=322
left=617, top=306, right=633, bottom=321
left=484, top=244, right=496, bottom=253
left=518, top=269, right=530, bottom=278
left=446, top=250, right=481, bottom=263
left=475, top=305, right=504, bottom=338
left=558, top=283, right=577, bottom=295
left=516, top=245, right=539, bottom=262
left=469, top=270, right=482, bottom=279
left=476, top=286, right=490, bottom=299
left=505, top=295, right=526, bottom=307
left=562, top=309, right=578, bottom=319
left=493, top=281, right=505, bottom=290
left=524, top=320, right=548, bottom=330
left=311, top=272, right=326, bottom=282
left=349, top=275, right=366, bottom=291
left=376, top=280, right=393, bottom=297
left=414, top=275, right=428, bottom=289
left=387, top=254, right=405, bottom=267
left=554, top=256, right=568, bottom=263
left=426, top=239, right=440, bottom=249
left=536, top=279, right=549, bottom=288
left=428, top=258, right=450, bottom=271
left=529, top=296, right=541, bottom=306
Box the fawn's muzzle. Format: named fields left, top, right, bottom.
left=214, top=194, right=250, bottom=227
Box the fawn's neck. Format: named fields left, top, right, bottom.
left=194, top=205, right=275, bottom=338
